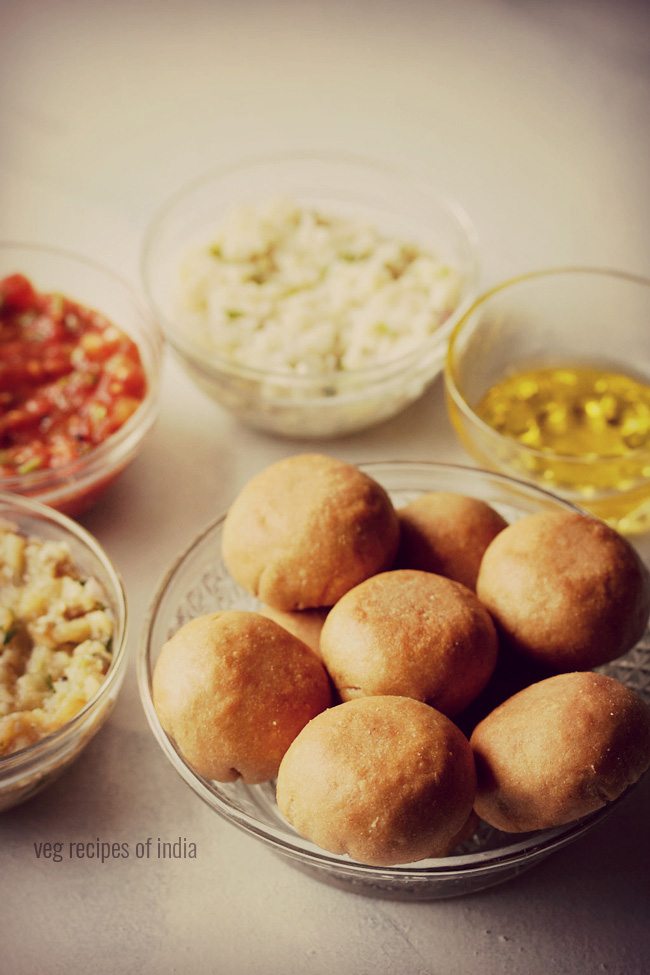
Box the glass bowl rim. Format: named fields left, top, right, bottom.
left=444, top=265, right=650, bottom=467
left=135, top=458, right=630, bottom=881
left=0, top=490, right=128, bottom=772
left=140, top=150, right=480, bottom=388
left=0, top=240, right=164, bottom=496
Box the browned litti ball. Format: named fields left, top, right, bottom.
left=260, top=605, right=328, bottom=659
left=470, top=672, right=650, bottom=832
left=320, top=569, right=498, bottom=716
left=398, top=491, right=507, bottom=590
left=222, top=454, right=399, bottom=610
left=276, top=696, right=477, bottom=866
left=152, top=611, right=331, bottom=783
left=476, top=510, right=650, bottom=670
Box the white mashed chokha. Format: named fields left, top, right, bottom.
left=177, top=197, right=462, bottom=375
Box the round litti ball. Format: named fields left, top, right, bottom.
left=320, top=569, right=498, bottom=716
left=152, top=611, right=331, bottom=783
left=470, top=672, right=650, bottom=832
left=276, top=696, right=476, bottom=866
left=260, top=605, right=328, bottom=659
left=476, top=511, right=650, bottom=670
left=222, top=454, right=399, bottom=610
left=398, top=492, right=507, bottom=590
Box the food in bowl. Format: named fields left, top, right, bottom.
left=0, top=272, right=147, bottom=480
left=444, top=269, right=650, bottom=532
left=276, top=696, right=476, bottom=866
left=142, top=156, right=477, bottom=438
left=319, top=569, right=498, bottom=716
left=0, top=492, right=127, bottom=812
left=476, top=510, right=650, bottom=670
left=176, top=197, right=462, bottom=375
left=0, top=518, right=114, bottom=756
left=222, top=453, right=399, bottom=610
left=152, top=611, right=331, bottom=783
left=471, top=672, right=650, bottom=832
left=0, top=244, right=162, bottom=516
left=141, top=459, right=650, bottom=892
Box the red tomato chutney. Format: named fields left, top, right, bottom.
left=0, top=273, right=147, bottom=477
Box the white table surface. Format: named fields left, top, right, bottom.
left=1, top=1, right=649, bottom=972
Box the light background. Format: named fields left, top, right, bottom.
left=1, top=2, right=649, bottom=973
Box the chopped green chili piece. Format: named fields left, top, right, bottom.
left=17, top=457, right=43, bottom=475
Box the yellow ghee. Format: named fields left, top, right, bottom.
left=474, top=364, right=650, bottom=530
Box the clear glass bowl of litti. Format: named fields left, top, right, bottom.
left=137, top=462, right=650, bottom=900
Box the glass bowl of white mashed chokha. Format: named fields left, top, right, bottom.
left=0, top=493, right=127, bottom=811
left=141, top=155, right=478, bottom=438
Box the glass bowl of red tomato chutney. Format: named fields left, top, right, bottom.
left=0, top=244, right=163, bottom=516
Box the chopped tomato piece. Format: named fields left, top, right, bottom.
left=0, top=274, right=37, bottom=312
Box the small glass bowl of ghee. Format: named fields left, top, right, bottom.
left=444, top=268, right=650, bottom=533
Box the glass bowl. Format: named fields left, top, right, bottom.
left=1, top=243, right=163, bottom=516
left=0, top=492, right=128, bottom=811
left=137, top=461, right=650, bottom=899
left=444, top=268, right=650, bottom=533
left=141, top=154, right=478, bottom=438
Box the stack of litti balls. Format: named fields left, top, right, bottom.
left=152, top=453, right=650, bottom=867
